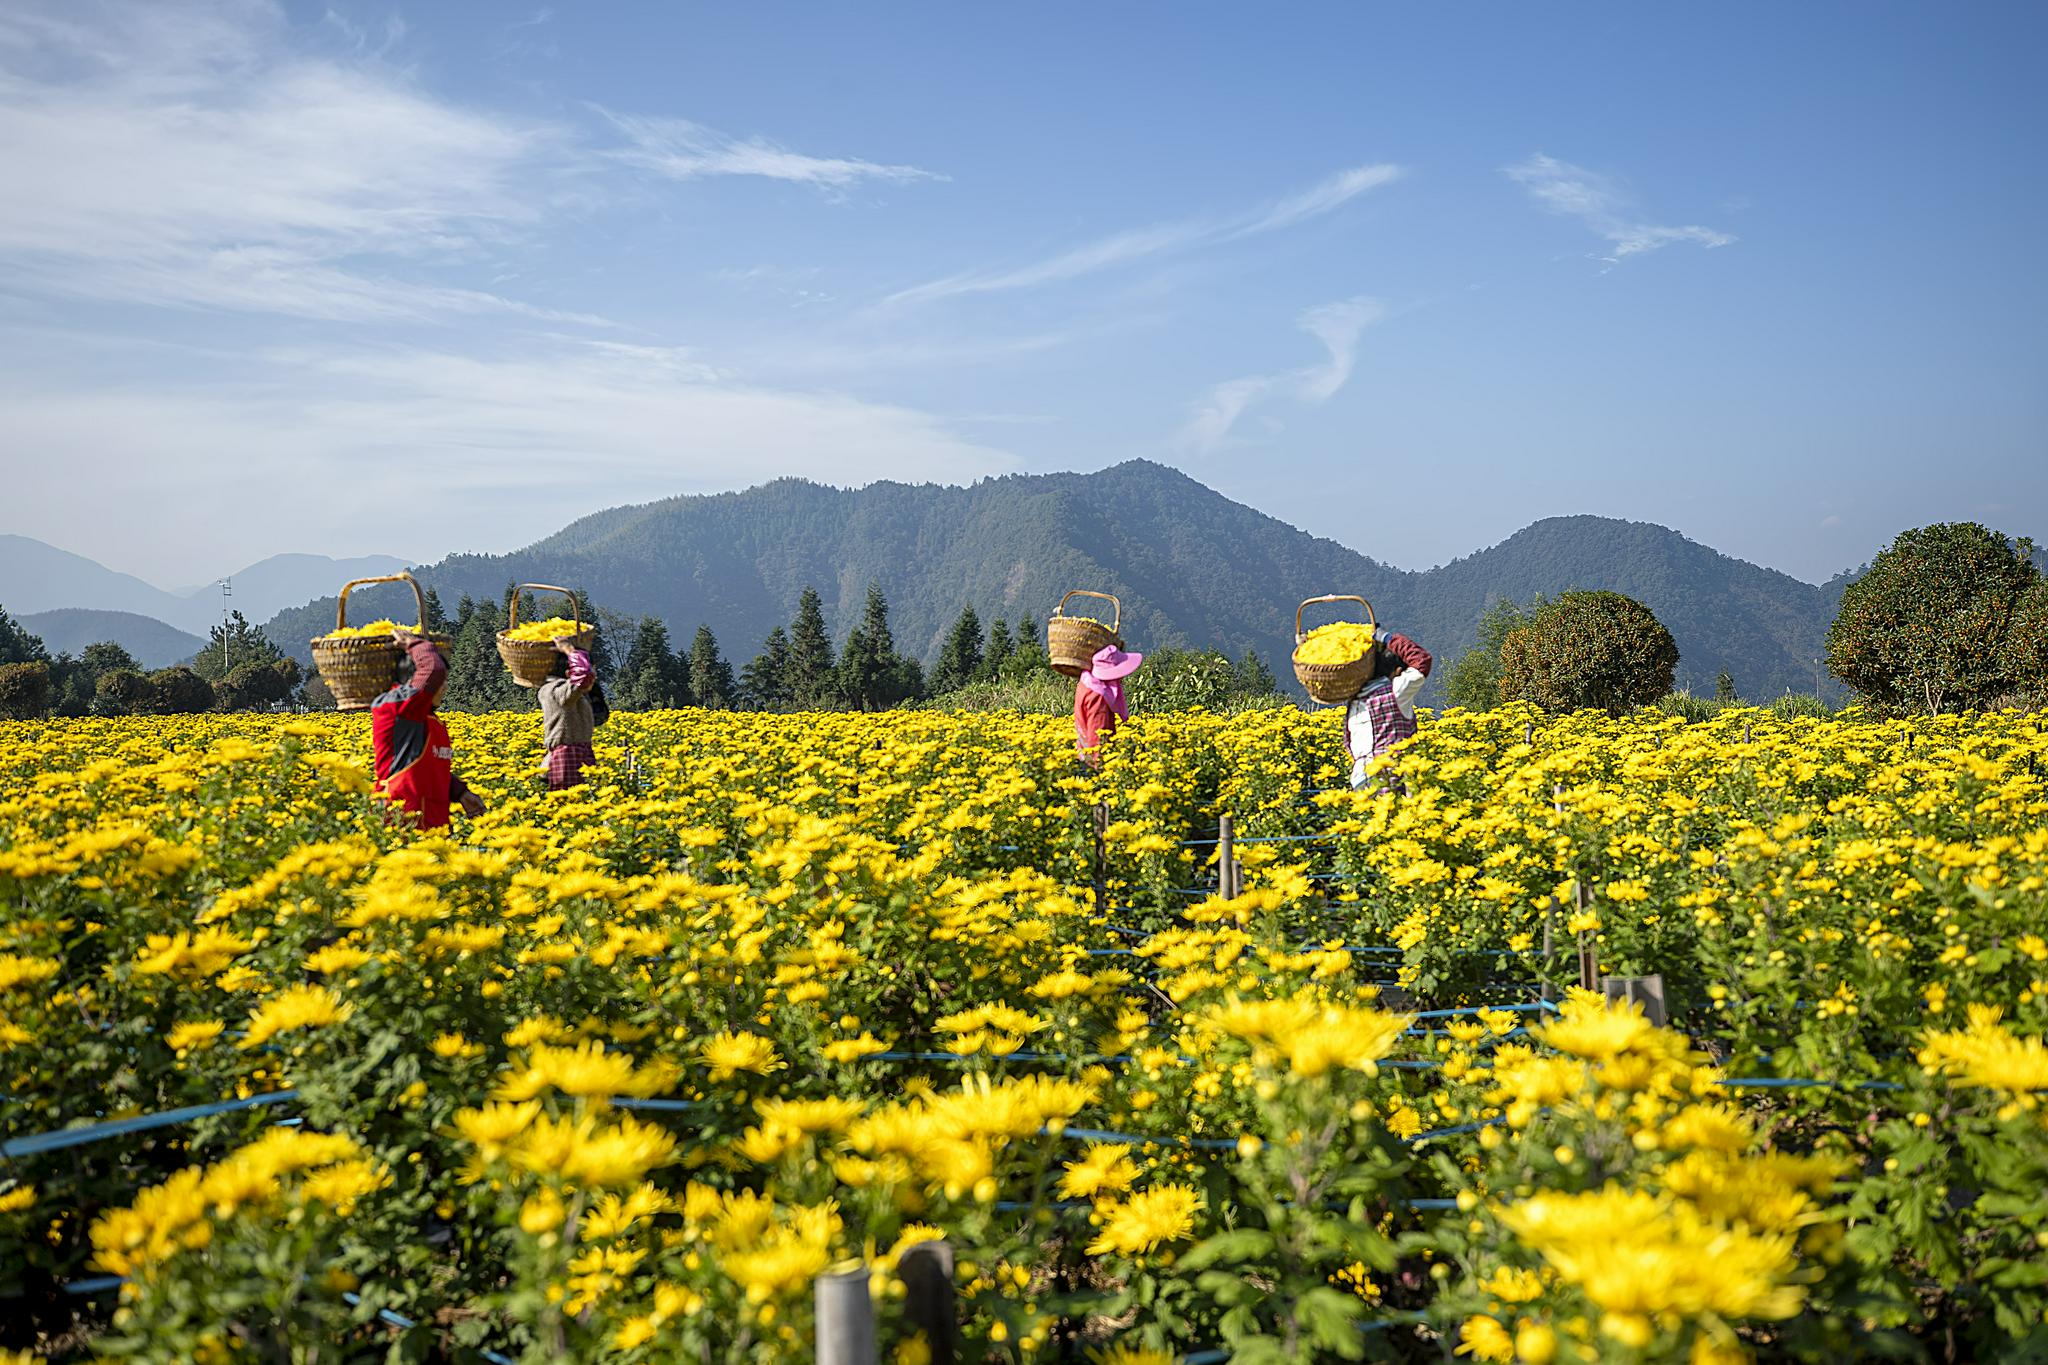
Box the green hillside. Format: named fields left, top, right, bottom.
left=258, top=461, right=1841, bottom=701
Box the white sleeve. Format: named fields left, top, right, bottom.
left=1391, top=667, right=1426, bottom=719
left=1345, top=699, right=1373, bottom=755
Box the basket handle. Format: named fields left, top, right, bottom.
left=508, top=583, right=582, bottom=635
left=336, top=573, right=427, bottom=633
left=1053, top=589, right=1121, bottom=634
left=1295, top=594, right=1377, bottom=644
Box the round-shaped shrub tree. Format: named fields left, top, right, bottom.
left=1825, top=522, right=2040, bottom=715
left=1498, top=591, right=1679, bottom=714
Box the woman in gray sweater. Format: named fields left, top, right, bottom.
left=537, top=637, right=602, bottom=789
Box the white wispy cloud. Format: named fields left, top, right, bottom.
left=1181, top=296, right=1384, bottom=452
left=601, top=110, right=942, bottom=189
left=1505, top=153, right=1734, bottom=264
left=0, top=333, right=1020, bottom=580
left=0, top=1, right=564, bottom=321
left=886, top=163, right=1402, bottom=306
left=0, top=0, right=938, bottom=323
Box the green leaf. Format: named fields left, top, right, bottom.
left=1295, top=1285, right=1366, bottom=1357
left=1178, top=1228, right=1276, bottom=1271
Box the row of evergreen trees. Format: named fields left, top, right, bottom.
left=4, top=582, right=1281, bottom=720
left=0, top=584, right=1056, bottom=719
left=0, top=606, right=302, bottom=719
left=421, top=583, right=1051, bottom=714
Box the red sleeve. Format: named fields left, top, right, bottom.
left=1074, top=688, right=1114, bottom=752
left=1380, top=632, right=1432, bottom=677
left=398, top=641, right=447, bottom=719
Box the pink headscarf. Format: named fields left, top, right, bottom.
left=1078, top=668, right=1128, bottom=721
left=1080, top=644, right=1141, bottom=721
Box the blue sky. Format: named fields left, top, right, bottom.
left=0, top=0, right=2041, bottom=586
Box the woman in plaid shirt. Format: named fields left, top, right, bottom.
left=537, top=638, right=602, bottom=790
left=1345, top=631, right=1432, bottom=791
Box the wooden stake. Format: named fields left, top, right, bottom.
left=901, top=1239, right=957, bottom=1365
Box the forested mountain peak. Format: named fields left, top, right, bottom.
left=255, top=464, right=1849, bottom=701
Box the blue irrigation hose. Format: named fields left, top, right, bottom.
left=342, top=1291, right=518, bottom=1365
left=610, top=1097, right=706, bottom=1112
left=63, top=1275, right=124, bottom=1296
left=3, top=1090, right=300, bottom=1159
left=1407, top=1001, right=1555, bottom=1020
left=1714, top=1078, right=1905, bottom=1091
left=1407, top=1116, right=1506, bottom=1143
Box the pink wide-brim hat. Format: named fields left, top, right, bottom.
left=1089, top=645, right=1143, bottom=680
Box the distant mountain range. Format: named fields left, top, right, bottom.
left=18, top=609, right=208, bottom=670
left=233, top=461, right=1852, bottom=701
left=0, top=536, right=408, bottom=638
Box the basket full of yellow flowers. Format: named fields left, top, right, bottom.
left=1292, top=594, right=1379, bottom=704
left=496, top=584, right=595, bottom=688
left=1047, top=590, right=1124, bottom=678
left=309, top=572, right=449, bottom=710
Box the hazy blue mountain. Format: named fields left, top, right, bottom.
left=254, top=460, right=1847, bottom=701
left=19, top=609, right=208, bottom=670
left=1, top=534, right=190, bottom=623
left=175, top=553, right=411, bottom=628
left=3, top=537, right=411, bottom=635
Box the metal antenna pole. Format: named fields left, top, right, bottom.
left=220, top=579, right=233, bottom=676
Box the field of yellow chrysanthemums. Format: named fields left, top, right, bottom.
left=0, top=703, right=2044, bottom=1364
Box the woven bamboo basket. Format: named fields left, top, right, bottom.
left=1292, top=594, right=1379, bottom=705
left=1047, top=590, right=1123, bottom=678
left=310, top=573, right=447, bottom=711
left=497, top=583, right=595, bottom=689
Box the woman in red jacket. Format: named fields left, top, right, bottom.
left=372, top=629, right=486, bottom=830
left=1074, top=644, right=1143, bottom=768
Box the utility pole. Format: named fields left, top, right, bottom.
left=220, top=579, right=233, bottom=676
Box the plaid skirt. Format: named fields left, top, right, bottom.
left=546, top=743, right=595, bottom=790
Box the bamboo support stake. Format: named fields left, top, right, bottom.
left=1091, top=803, right=1108, bottom=916
left=1575, top=878, right=1598, bottom=991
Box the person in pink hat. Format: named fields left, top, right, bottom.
left=1075, top=643, right=1143, bottom=767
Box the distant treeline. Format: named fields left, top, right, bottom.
left=0, top=606, right=298, bottom=719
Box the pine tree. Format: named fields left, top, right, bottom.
left=982, top=618, right=1014, bottom=680
left=689, top=625, right=737, bottom=710
left=191, top=611, right=284, bottom=682
left=619, top=617, right=689, bottom=710
left=1009, top=617, right=1047, bottom=671
left=785, top=588, right=837, bottom=708
left=0, top=606, right=48, bottom=667
left=421, top=587, right=451, bottom=634
left=837, top=585, right=923, bottom=710
left=443, top=599, right=522, bottom=711
left=1233, top=650, right=1278, bottom=697
left=837, top=586, right=886, bottom=710
left=928, top=605, right=984, bottom=695
left=741, top=627, right=791, bottom=709
left=890, top=653, right=927, bottom=706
